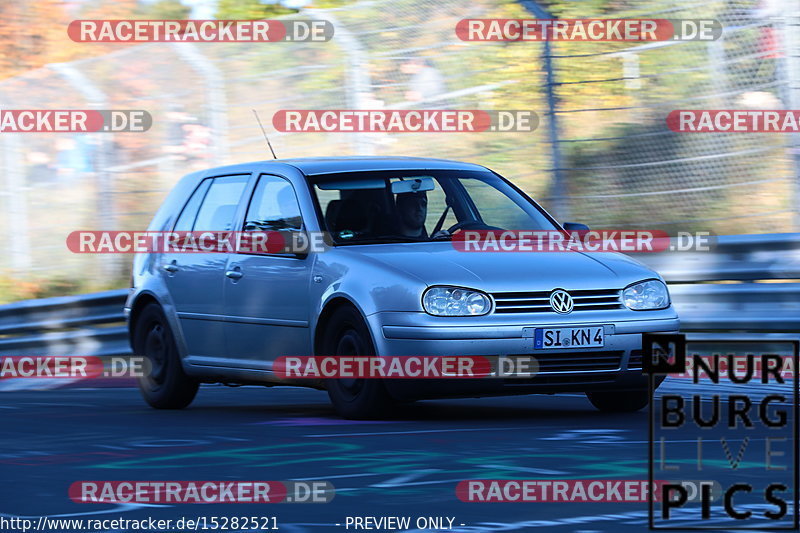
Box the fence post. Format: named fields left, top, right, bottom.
left=172, top=43, right=229, bottom=166
left=2, top=134, right=31, bottom=272
left=49, top=62, right=117, bottom=278
left=707, top=35, right=727, bottom=106
left=318, top=10, right=375, bottom=156
left=519, top=1, right=569, bottom=222
left=782, top=3, right=800, bottom=230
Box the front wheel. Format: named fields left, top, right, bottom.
left=134, top=303, right=199, bottom=409
left=586, top=389, right=649, bottom=413
left=323, top=306, right=392, bottom=419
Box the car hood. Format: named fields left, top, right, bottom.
left=342, top=241, right=659, bottom=292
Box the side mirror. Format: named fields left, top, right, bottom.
left=563, top=222, right=589, bottom=231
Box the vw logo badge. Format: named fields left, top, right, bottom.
left=549, top=289, right=574, bottom=314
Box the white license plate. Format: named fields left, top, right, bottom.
left=534, top=326, right=604, bottom=349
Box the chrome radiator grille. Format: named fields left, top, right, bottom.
left=492, top=289, right=623, bottom=313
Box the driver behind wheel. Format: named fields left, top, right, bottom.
left=395, top=191, right=428, bottom=238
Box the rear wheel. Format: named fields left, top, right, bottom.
left=323, top=306, right=392, bottom=419
left=134, top=303, right=199, bottom=409
left=586, top=389, right=649, bottom=413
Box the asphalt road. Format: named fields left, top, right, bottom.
left=0, top=381, right=795, bottom=532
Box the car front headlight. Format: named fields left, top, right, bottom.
left=623, top=279, right=670, bottom=310
left=422, top=286, right=492, bottom=316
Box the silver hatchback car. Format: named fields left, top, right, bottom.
left=125, top=157, right=679, bottom=418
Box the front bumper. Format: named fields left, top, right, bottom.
left=366, top=310, right=679, bottom=401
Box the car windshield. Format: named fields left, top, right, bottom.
left=310, top=169, right=559, bottom=245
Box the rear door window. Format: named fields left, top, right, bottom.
left=243, top=174, right=303, bottom=231
left=173, top=179, right=211, bottom=232
left=192, top=175, right=249, bottom=231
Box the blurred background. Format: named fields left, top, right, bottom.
left=0, top=0, right=798, bottom=302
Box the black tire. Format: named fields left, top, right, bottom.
left=586, top=389, right=649, bottom=413
left=322, top=306, right=392, bottom=419
left=134, top=303, right=199, bottom=409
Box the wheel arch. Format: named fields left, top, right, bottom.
left=127, top=291, right=162, bottom=352
left=314, top=296, right=374, bottom=356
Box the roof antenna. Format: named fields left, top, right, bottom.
left=252, top=109, right=277, bottom=159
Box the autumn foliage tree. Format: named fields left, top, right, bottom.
left=0, top=0, right=191, bottom=81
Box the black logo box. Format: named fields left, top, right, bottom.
left=644, top=333, right=800, bottom=530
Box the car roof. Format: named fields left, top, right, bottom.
left=203, top=156, right=488, bottom=177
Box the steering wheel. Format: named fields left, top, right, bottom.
left=446, top=220, right=483, bottom=233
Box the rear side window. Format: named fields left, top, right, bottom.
left=243, top=174, right=303, bottom=231
left=192, top=175, right=249, bottom=231
left=173, top=179, right=211, bottom=232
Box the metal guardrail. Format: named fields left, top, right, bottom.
left=635, top=233, right=800, bottom=332
left=637, top=233, right=800, bottom=282
left=0, top=290, right=129, bottom=357
left=0, top=233, right=796, bottom=357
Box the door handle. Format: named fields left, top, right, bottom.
left=162, top=260, right=178, bottom=273
left=225, top=268, right=243, bottom=280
